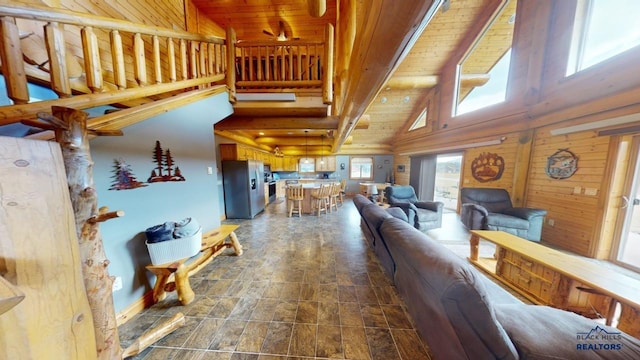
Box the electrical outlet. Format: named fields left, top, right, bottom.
left=112, top=276, right=123, bottom=292
left=548, top=219, right=555, bottom=226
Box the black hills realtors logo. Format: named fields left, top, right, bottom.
left=576, top=325, right=623, bottom=351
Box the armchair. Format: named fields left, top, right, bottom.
left=384, top=185, right=444, bottom=231
left=460, top=187, right=547, bottom=242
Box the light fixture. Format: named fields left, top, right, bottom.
left=304, top=130, right=309, bottom=163
left=399, top=137, right=506, bottom=156
left=320, top=135, right=325, bottom=165
left=550, top=113, right=640, bottom=136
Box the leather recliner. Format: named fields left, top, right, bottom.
left=460, top=187, right=547, bottom=242
left=384, top=185, right=443, bottom=231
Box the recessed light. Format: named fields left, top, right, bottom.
left=381, top=97, right=387, bottom=104
left=259, top=132, right=264, bottom=136
left=403, top=96, right=410, bottom=103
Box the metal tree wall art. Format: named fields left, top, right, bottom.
left=148, top=141, right=186, bottom=182
left=471, top=152, right=505, bottom=182
left=546, top=148, right=578, bottom=179
left=109, top=158, right=147, bottom=190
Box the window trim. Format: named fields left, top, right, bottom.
left=349, top=157, right=374, bottom=181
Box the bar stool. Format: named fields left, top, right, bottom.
left=311, top=183, right=331, bottom=215
left=328, top=183, right=340, bottom=212
left=286, top=184, right=304, bottom=217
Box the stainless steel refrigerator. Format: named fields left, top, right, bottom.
left=222, top=160, right=265, bottom=219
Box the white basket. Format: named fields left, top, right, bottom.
left=145, top=228, right=202, bottom=265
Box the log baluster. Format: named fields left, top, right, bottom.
left=109, top=30, right=126, bottom=89
left=179, top=39, right=188, bottom=80
left=207, top=43, right=215, bottom=77
left=152, top=35, right=162, bottom=84
left=81, top=26, right=103, bottom=93
left=199, top=42, right=207, bottom=78
left=133, top=33, right=147, bottom=86
left=323, top=24, right=334, bottom=104
left=44, top=22, right=71, bottom=98
left=189, top=41, right=198, bottom=79
left=226, top=27, right=236, bottom=102
left=265, top=45, right=270, bottom=81
left=0, top=16, right=29, bottom=104
left=280, top=45, right=285, bottom=81
left=288, top=44, right=293, bottom=81
left=167, top=38, right=176, bottom=82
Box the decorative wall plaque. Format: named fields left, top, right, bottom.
left=148, top=140, right=186, bottom=183
left=546, top=148, right=578, bottom=179
left=471, top=152, right=504, bottom=183
left=109, top=158, right=147, bottom=190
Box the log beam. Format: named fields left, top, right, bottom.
left=307, top=0, right=327, bottom=17
left=382, top=74, right=490, bottom=90
left=215, top=115, right=369, bottom=131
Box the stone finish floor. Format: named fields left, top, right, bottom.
left=118, top=197, right=436, bottom=360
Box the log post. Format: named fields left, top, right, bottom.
left=50, top=106, right=122, bottom=360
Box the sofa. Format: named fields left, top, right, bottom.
left=353, top=195, right=640, bottom=359
left=384, top=185, right=444, bottom=231
left=460, top=187, right=547, bottom=242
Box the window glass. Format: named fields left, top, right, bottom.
left=567, top=0, right=640, bottom=76
left=299, top=158, right=315, bottom=172
left=350, top=157, right=373, bottom=180
left=454, top=0, right=517, bottom=116
left=409, top=109, right=427, bottom=130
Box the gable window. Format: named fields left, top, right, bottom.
left=350, top=157, right=373, bottom=180
left=566, top=0, right=640, bottom=76
left=409, top=109, right=427, bottom=131
left=454, top=0, right=517, bottom=116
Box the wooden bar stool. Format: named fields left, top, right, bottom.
left=311, top=183, right=331, bottom=215
left=286, top=184, right=304, bottom=217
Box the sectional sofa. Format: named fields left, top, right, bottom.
left=353, top=194, right=640, bottom=359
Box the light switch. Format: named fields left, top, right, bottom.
left=585, top=188, right=598, bottom=196
left=207, top=166, right=213, bottom=175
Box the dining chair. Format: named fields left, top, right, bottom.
left=286, top=184, right=304, bottom=217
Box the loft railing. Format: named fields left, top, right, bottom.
left=0, top=4, right=229, bottom=128
left=230, top=24, right=334, bottom=104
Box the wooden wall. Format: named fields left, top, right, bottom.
left=526, top=127, right=612, bottom=256
left=392, top=0, right=640, bottom=259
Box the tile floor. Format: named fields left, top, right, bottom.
left=119, top=197, right=436, bottom=360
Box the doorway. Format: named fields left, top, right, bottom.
left=614, top=137, right=640, bottom=271
left=434, top=153, right=463, bottom=211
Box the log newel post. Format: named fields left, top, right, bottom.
left=34, top=106, right=184, bottom=359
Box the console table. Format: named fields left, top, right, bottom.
left=469, top=230, right=640, bottom=338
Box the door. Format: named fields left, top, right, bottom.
left=614, top=137, right=640, bottom=271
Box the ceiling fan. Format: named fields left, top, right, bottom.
left=263, top=20, right=300, bottom=41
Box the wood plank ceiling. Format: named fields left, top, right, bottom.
left=196, top=0, right=501, bottom=155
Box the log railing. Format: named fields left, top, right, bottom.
left=233, top=23, right=334, bottom=104
left=0, top=4, right=228, bottom=126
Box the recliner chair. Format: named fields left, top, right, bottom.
left=460, top=187, right=547, bottom=241
left=384, top=185, right=443, bottom=231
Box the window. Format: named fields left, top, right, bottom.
left=299, top=158, right=315, bottom=172
left=350, top=157, right=373, bottom=180
left=409, top=109, right=427, bottom=131
left=567, top=0, right=640, bottom=76
left=454, top=0, right=517, bottom=116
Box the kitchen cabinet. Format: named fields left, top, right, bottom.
left=315, top=156, right=336, bottom=172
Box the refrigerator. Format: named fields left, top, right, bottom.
left=222, top=160, right=265, bottom=219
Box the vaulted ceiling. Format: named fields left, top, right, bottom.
left=194, top=0, right=502, bottom=156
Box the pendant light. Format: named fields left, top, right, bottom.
left=320, top=134, right=325, bottom=165
left=304, top=130, right=309, bottom=163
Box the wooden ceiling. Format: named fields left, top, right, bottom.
left=198, top=0, right=507, bottom=156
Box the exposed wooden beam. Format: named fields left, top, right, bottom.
left=337, top=143, right=393, bottom=154
left=332, top=0, right=440, bottom=152
left=383, top=74, right=490, bottom=90
left=0, top=75, right=224, bottom=125
left=255, top=135, right=353, bottom=146
left=214, top=129, right=273, bottom=152
left=307, top=0, right=327, bottom=17
left=215, top=115, right=370, bottom=130
left=89, top=86, right=226, bottom=130
left=232, top=96, right=329, bottom=117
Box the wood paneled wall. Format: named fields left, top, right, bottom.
left=526, top=127, right=611, bottom=257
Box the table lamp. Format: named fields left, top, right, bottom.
left=368, top=184, right=379, bottom=203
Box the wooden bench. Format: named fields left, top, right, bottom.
left=146, top=224, right=242, bottom=305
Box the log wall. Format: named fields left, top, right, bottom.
left=393, top=0, right=640, bottom=258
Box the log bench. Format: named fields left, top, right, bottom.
left=146, top=224, right=242, bottom=305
